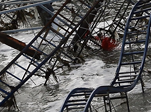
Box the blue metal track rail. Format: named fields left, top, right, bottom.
left=60, top=0, right=151, bottom=112
left=0, top=0, right=103, bottom=109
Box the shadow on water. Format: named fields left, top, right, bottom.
left=115, top=88, right=151, bottom=112
left=86, top=47, right=121, bottom=67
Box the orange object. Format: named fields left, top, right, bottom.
left=0, top=32, right=42, bottom=60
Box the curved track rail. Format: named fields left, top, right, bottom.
left=60, top=0, right=151, bottom=111
left=0, top=0, right=104, bottom=109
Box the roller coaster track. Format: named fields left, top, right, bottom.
left=0, top=0, right=105, bottom=109
left=60, top=0, right=151, bottom=112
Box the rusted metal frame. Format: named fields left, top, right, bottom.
left=0, top=0, right=57, bottom=15
left=30, top=44, right=48, bottom=56
left=39, top=28, right=50, bottom=48
left=75, top=26, right=89, bottom=40
left=0, top=1, right=57, bottom=33
left=38, top=29, right=74, bottom=61
left=23, top=54, right=46, bottom=73
left=0, top=1, right=98, bottom=100
left=22, top=28, right=50, bottom=80
left=2, top=27, right=43, bottom=33
left=100, top=1, right=116, bottom=31
left=113, top=21, right=125, bottom=31
left=32, top=33, right=59, bottom=57
left=78, top=0, right=91, bottom=8
left=2, top=0, right=69, bottom=80
left=76, top=35, right=91, bottom=57
left=0, top=32, right=42, bottom=60
left=0, top=0, right=70, bottom=76
left=70, top=0, right=89, bottom=14
left=30, top=62, right=46, bottom=73
left=58, top=13, right=76, bottom=26
left=63, top=0, right=102, bottom=47
left=0, top=0, right=53, bottom=5
left=90, top=2, right=105, bottom=33
left=22, top=54, right=40, bottom=66
left=52, top=20, right=71, bottom=35
left=112, top=0, right=130, bottom=34
left=21, top=60, right=46, bottom=79
left=38, top=36, right=57, bottom=48
left=73, top=1, right=106, bottom=56
left=0, top=0, right=72, bottom=106
left=64, top=5, right=83, bottom=19
left=60, top=1, right=84, bottom=40
left=92, top=0, right=116, bottom=38
left=49, top=26, right=65, bottom=39
left=39, top=4, right=74, bottom=29
left=53, top=0, right=103, bottom=62
left=64, top=9, right=83, bottom=38
left=69, top=0, right=103, bottom=49
left=46, top=29, right=74, bottom=62
left=46, top=40, right=75, bottom=62
left=112, top=0, right=127, bottom=23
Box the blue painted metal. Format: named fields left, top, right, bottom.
left=0, top=0, right=102, bottom=109
left=1, top=0, right=53, bottom=5
left=2, top=27, right=43, bottom=33
left=60, top=1, right=151, bottom=112
left=0, top=0, right=59, bottom=33
left=39, top=4, right=75, bottom=29
left=0, top=0, right=59, bottom=15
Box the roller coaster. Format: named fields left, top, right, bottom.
left=0, top=0, right=150, bottom=111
